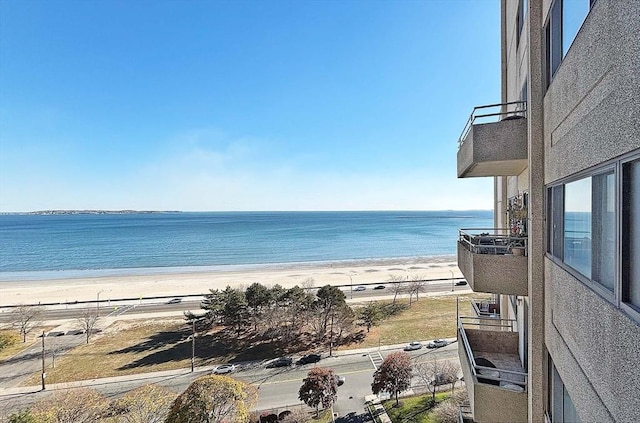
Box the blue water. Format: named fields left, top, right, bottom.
left=0, top=211, right=492, bottom=280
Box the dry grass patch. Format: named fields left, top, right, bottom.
left=349, top=293, right=485, bottom=349
left=0, top=326, right=54, bottom=362
left=20, top=318, right=195, bottom=385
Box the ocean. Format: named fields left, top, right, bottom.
left=0, top=211, right=492, bottom=281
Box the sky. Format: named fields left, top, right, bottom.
left=0, top=0, right=500, bottom=212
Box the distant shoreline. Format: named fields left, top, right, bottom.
left=0, top=210, right=180, bottom=216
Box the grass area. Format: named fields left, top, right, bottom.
left=383, top=391, right=450, bottom=423
left=0, top=326, right=54, bottom=362
left=348, top=293, right=482, bottom=349
left=19, top=293, right=487, bottom=385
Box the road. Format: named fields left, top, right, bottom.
left=0, top=343, right=460, bottom=420
left=0, top=278, right=468, bottom=323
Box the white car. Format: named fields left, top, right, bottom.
left=427, top=339, right=449, bottom=349
left=213, top=364, right=236, bottom=374
left=354, top=286, right=366, bottom=291
left=404, top=342, right=423, bottom=351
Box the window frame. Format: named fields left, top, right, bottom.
left=620, top=156, right=640, bottom=321
left=546, top=151, right=640, bottom=322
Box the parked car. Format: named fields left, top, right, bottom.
left=427, top=339, right=449, bottom=349
left=354, top=286, right=366, bottom=291
left=267, top=357, right=293, bottom=368
left=404, top=342, right=423, bottom=351
left=335, top=375, right=346, bottom=386
left=298, top=354, right=322, bottom=365
left=213, top=364, right=236, bottom=374
left=373, top=285, right=386, bottom=290
left=455, top=280, right=468, bottom=286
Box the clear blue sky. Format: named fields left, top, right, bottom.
left=0, top=0, right=499, bottom=212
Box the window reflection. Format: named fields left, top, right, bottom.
left=564, top=177, right=592, bottom=278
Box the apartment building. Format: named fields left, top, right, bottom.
left=455, top=1, right=639, bottom=422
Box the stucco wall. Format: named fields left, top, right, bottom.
left=544, top=0, right=640, bottom=183
left=545, top=259, right=640, bottom=423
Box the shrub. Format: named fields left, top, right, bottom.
left=0, top=330, right=21, bottom=351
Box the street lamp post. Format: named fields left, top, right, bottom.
left=349, top=275, right=353, bottom=300
left=97, top=290, right=104, bottom=317
left=450, top=270, right=455, bottom=291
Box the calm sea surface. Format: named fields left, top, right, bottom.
left=0, top=211, right=492, bottom=281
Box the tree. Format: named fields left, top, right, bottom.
left=220, top=286, right=249, bottom=334
left=315, top=285, right=346, bottom=336
left=245, top=283, right=270, bottom=331
left=77, top=308, right=100, bottom=344
left=112, top=384, right=176, bottom=423
left=31, top=387, right=109, bottom=422
left=201, top=289, right=225, bottom=327
left=408, top=275, right=426, bottom=303
left=358, top=302, right=382, bottom=332
left=414, top=359, right=460, bottom=403
left=7, top=410, right=37, bottom=423
left=387, top=275, right=406, bottom=304
left=298, top=367, right=338, bottom=417
left=10, top=305, right=43, bottom=342
left=371, top=351, right=413, bottom=406
left=166, top=375, right=257, bottom=423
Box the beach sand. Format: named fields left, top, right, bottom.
left=0, top=257, right=462, bottom=306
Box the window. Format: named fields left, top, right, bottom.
left=545, top=0, right=594, bottom=87
left=547, top=152, right=640, bottom=319
left=623, top=159, right=640, bottom=312
left=547, top=357, right=582, bottom=423
left=517, top=0, right=528, bottom=47
left=549, top=171, right=614, bottom=292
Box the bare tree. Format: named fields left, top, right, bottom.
left=48, top=338, right=64, bottom=368
left=301, top=277, right=315, bottom=293
left=414, top=359, right=460, bottom=403
left=77, top=308, right=100, bottom=344
left=387, top=275, right=406, bottom=304
left=10, top=305, right=43, bottom=342
left=409, top=275, right=427, bottom=302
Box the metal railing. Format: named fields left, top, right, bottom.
left=459, top=228, right=528, bottom=255
left=458, top=100, right=527, bottom=148
left=458, top=316, right=528, bottom=389
left=471, top=298, right=501, bottom=318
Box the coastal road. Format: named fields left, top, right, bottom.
left=0, top=343, right=459, bottom=419
left=0, top=278, right=469, bottom=323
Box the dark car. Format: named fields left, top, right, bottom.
left=455, top=280, right=468, bottom=286
left=298, top=354, right=322, bottom=365
left=373, top=285, right=386, bottom=290
left=267, top=357, right=293, bottom=368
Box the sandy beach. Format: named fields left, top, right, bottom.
left=0, top=257, right=461, bottom=306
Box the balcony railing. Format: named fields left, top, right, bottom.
left=458, top=101, right=527, bottom=149
left=459, top=228, right=527, bottom=255
left=458, top=316, right=527, bottom=389
left=471, top=298, right=501, bottom=318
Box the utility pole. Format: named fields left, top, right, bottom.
left=41, top=331, right=46, bottom=390
left=191, top=319, right=195, bottom=372
left=97, top=290, right=104, bottom=317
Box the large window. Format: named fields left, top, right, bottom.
left=549, top=171, right=614, bottom=292
left=547, top=153, right=640, bottom=319
left=545, top=0, right=595, bottom=86
left=517, top=0, right=528, bottom=47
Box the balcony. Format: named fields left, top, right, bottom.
left=471, top=298, right=501, bottom=319
left=457, top=101, right=527, bottom=178
left=458, top=317, right=528, bottom=423
left=457, top=229, right=528, bottom=297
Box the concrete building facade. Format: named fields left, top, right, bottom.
left=455, top=1, right=640, bottom=422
